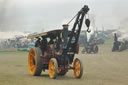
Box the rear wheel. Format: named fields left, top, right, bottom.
left=28, top=47, right=43, bottom=76
left=73, top=58, right=83, bottom=78
left=49, top=58, right=58, bottom=79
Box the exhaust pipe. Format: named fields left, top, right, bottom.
left=62, top=24, right=69, bottom=47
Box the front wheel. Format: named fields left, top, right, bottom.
left=49, top=58, right=58, bottom=79
left=73, top=58, right=83, bottom=78
left=93, top=45, right=98, bottom=53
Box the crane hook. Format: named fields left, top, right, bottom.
left=85, top=19, right=91, bottom=33
left=87, top=28, right=91, bottom=33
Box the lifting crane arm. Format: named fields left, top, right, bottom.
left=62, top=5, right=90, bottom=55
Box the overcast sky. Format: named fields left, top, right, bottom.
left=0, top=0, right=128, bottom=32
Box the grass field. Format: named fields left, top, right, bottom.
left=0, top=40, right=128, bottom=85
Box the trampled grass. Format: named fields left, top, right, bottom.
left=0, top=40, right=128, bottom=85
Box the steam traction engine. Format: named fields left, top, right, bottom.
left=28, top=5, right=90, bottom=79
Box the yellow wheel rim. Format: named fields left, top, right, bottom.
left=49, top=59, right=56, bottom=79
left=74, top=59, right=81, bottom=77
left=28, top=48, right=37, bottom=75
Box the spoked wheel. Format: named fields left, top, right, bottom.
left=93, top=45, right=98, bottom=53
left=28, top=47, right=43, bottom=76
left=73, top=58, right=83, bottom=78
left=49, top=58, right=58, bottom=79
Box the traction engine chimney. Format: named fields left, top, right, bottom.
left=62, top=24, right=69, bottom=47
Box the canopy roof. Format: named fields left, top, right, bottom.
left=27, top=30, right=63, bottom=39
